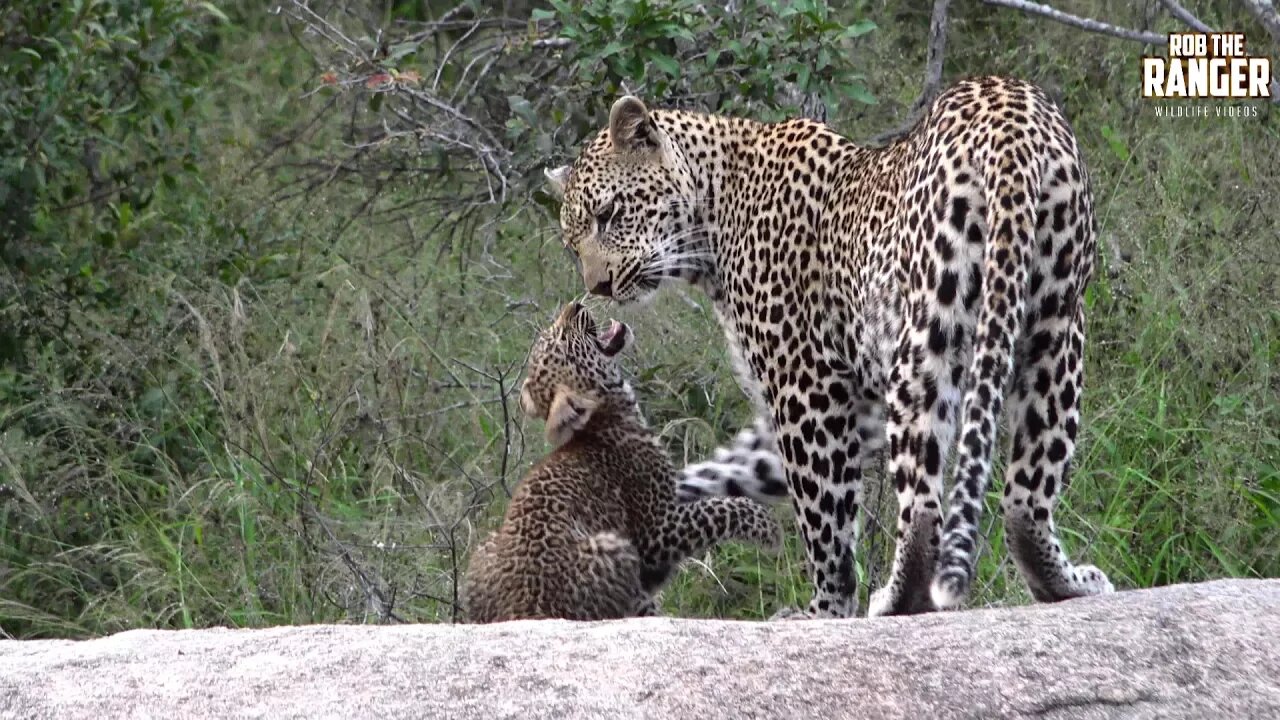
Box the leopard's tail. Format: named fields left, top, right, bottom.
left=674, top=417, right=788, bottom=505
left=931, top=135, right=1042, bottom=610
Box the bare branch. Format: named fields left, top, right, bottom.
left=982, top=0, right=1166, bottom=44
left=1158, top=0, right=1212, bottom=33
left=917, top=0, right=952, bottom=116
left=869, top=0, right=952, bottom=146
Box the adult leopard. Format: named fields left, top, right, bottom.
left=542, top=76, right=1114, bottom=617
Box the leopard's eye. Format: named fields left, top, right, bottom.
left=595, top=201, right=617, bottom=235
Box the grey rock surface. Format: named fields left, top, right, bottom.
left=2, top=580, right=1278, bottom=720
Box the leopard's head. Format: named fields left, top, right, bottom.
left=520, top=301, right=634, bottom=447
left=544, top=97, right=707, bottom=304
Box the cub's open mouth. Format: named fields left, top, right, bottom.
left=597, top=319, right=629, bottom=357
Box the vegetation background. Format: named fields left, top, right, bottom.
left=1, top=0, right=1276, bottom=639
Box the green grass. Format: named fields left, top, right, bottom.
left=1, top=3, right=1277, bottom=638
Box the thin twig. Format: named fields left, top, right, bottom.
left=1237, top=0, right=1280, bottom=101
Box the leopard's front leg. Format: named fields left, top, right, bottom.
left=767, top=378, right=874, bottom=620
left=637, top=497, right=781, bottom=594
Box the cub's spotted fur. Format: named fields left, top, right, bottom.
left=544, top=76, right=1114, bottom=617
left=462, top=302, right=781, bottom=623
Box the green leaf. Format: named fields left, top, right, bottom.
left=1100, top=125, right=1131, bottom=163
left=649, top=52, right=680, bottom=77
left=531, top=8, right=556, bottom=21
left=841, top=20, right=877, bottom=38
left=671, top=26, right=696, bottom=42
left=507, top=94, right=537, bottom=124
left=117, top=202, right=134, bottom=228
left=387, top=42, right=418, bottom=62
left=196, top=2, right=230, bottom=23
left=842, top=82, right=877, bottom=105
left=797, top=64, right=811, bottom=91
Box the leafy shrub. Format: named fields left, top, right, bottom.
left=276, top=0, right=878, bottom=225
left=0, top=0, right=222, bottom=365
left=544, top=0, right=876, bottom=116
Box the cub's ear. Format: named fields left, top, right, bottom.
left=543, top=165, right=571, bottom=201
left=545, top=385, right=598, bottom=447
left=609, top=96, right=661, bottom=154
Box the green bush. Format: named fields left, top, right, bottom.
left=542, top=0, right=875, bottom=115
left=275, top=0, right=878, bottom=221
left=0, top=0, right=222, bottom=364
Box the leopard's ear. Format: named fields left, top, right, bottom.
left=543, top=165, right=570, bottom=201
left=545, top=385, right=598, bottom=447
left=609, top=96, right=661, bottom=154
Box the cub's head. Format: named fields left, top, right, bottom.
left=520, top=302, right=634, bottom=447
left=544, top=96, right=705, bottom=304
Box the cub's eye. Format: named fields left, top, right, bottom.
left=595, top=202, right=617, bottom=234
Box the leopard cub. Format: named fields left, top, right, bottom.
left=461, top=301, right=781, bottom=623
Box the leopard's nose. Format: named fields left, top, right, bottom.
left=582, top=261, right=613, bottom=297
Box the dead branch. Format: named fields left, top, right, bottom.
left=273, top=0, right=539, bottom=215
left=981, top=0, right=1165, bottom=44
left=1239, top=0, right=1280, bottom=100
left=982, top=0, right=1278, bottom=101
left=915, top=0, right=952, bottom=117
left=1158, top=0, right=1212, bottom=33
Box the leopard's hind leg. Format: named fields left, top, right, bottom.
left=996, top=154, right=1112, bottom=602
left=1000, top=300, right=1112, bottom=601
left=570, top=531, right=648, bottom=620
left=933, top=140, right=1113, bottom=607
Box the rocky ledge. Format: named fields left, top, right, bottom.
left=2, top=579, right=1278, bottom=720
